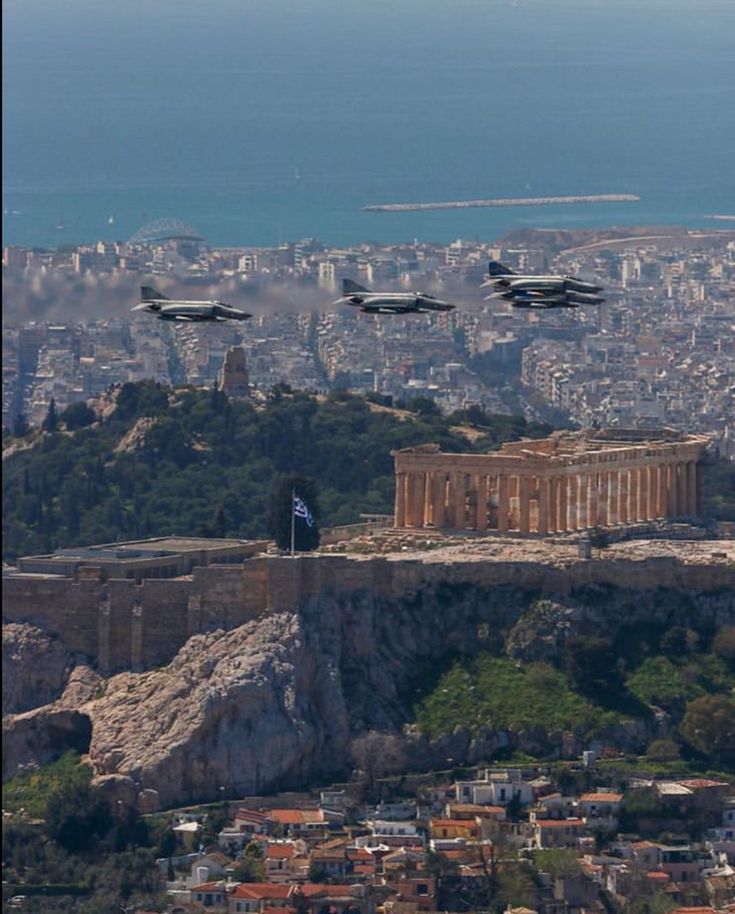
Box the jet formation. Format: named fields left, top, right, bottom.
left=133, top=263, right=605, bottom=326
left=132, top=286, right=252, bottom=322
left=481, top=260, right=605, bottom=309
left=334, top=279, right=455, bottom=314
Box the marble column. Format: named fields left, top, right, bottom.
left=656, top=465, right=668, bottom=518
left=411, top=472, right=427, bottom=527
left=432, top=472, right=446, bottom=527
left=639, top=467, right=650, bottom=521
left=475, top=475, right=489, bottom=530
left=416, top=473, right=429, bottom=527
left=509, top=475, right=520, bottom=530
left=667, top=464, right=678, bottom=517
left=567, top=476, right=579, bottom=531
left=629, top=467, right=639, bottom=522
left=451, top=473, right=466, bottom=528
left=558, top=475, right=569, bottom=532
left=677, top=462, right=688, bottom=517
left=548, top=477, right=559, bottom=532
left=577, top=474, right=588, bottom=529
left=537, top=476, right=549, bottom=535
left=588, top=472, right=599, bottom=528
left=687, top=461, right=698, bottom=516
left=597, top=472, right=609, bottom=527
left=608, top=471, right=618, bottom=525
left=498, top=475, right=510, bottom=533
left=423, top=472, right=434, bottom=527
left=403, top=472, right=412, bottom=527
left=394, top=472, right=407, bottom=527
left=519, top=475, right=532, bottom=534
left=618, top=469, right=629, bottom=524
left=647, top=465, right=657, bottom=520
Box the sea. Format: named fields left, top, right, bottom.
left=3, top=0, right=735, bottom=250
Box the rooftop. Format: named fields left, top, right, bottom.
left=47, top=536, right=255, bottom=561
left=10, top=535, right=270, bottom=580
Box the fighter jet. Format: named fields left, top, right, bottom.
left=132, top=286, right=252, bottom=322
left=482, top=261, right=604, bottom=309
left=335, top=279, right=455, bottom=314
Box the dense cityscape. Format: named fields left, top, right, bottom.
left=3, top=223, right=734, bottom=459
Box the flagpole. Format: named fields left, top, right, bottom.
left=291, top=486, right=295, bottom=557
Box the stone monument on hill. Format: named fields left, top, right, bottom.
left=392, top=428, right=709, bottom=534
left=218, top=346, right=250, bottom=398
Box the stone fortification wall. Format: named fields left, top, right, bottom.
left=1, top=577, right=101, bottom=658
left=2, top=563, right=268, bottom=674
left=3, top=551, right=732, bottom=675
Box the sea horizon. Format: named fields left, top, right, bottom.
left=4, top=0, right=734, bottom=249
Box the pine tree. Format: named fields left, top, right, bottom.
left=42, top=398, right=58, bottom=433
left=13, top=412, right=30, bottom=437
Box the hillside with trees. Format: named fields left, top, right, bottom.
left=2, top=381, right=553, bottom=561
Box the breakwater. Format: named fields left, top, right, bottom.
left=362, top=193, right=640, bottom=213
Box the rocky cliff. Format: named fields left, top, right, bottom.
left=2, top=624, right=76, bottom=715
left=3, top=545, right=734, bottom=808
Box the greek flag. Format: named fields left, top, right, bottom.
left=293, top=495, right=314, bottom=528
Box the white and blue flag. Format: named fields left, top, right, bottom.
left=293, top=495, right=314, bottom=528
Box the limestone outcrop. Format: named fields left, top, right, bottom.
left=86, top=612, right=351, bottom=807
left=2, top=708, right=92, bottom=781
left=2, top=623, right=75, bottom=715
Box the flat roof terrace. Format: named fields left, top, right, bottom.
left=15, top=536, right=270, bottom=581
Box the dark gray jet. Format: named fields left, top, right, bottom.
left=335, top=279, right=455, bottom=314
left=482, top=261, right=604, bottom=309
left=132, top=286, right=252, bottom=322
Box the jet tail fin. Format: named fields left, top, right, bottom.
left=487, top=260, right=515, bottom=276
left=141, top=285, right=168, bottom=301
left=342, top=278, right=370, bottom=295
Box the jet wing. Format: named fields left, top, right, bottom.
left=507, top=279, right=565, bottom=291
left=423, top=302, right=455, bottom=312
left=361, top=306, right=416, bottom=314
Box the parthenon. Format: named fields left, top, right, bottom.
left=393, top=429, right=709, bottom=534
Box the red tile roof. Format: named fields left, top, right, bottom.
left=267, top=844, right=296, bottom=859
left=534, top=818, right=585, bottom=828
left=676, top=779, right=730, bottom=790
left=299, top=884, right=358, bottom=898
left=579, top=793, right=623, bottom=803
left=231, top=883, right=293, bottom=900
left=430, top=819, right=478, bottom=829
left=268, top=809, right=309, bottom=825
left=235, top=808, right=269, bottom=822
left=438, top=849, right=472, bottom=861
left=347, top=848, right=373, bottom=861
